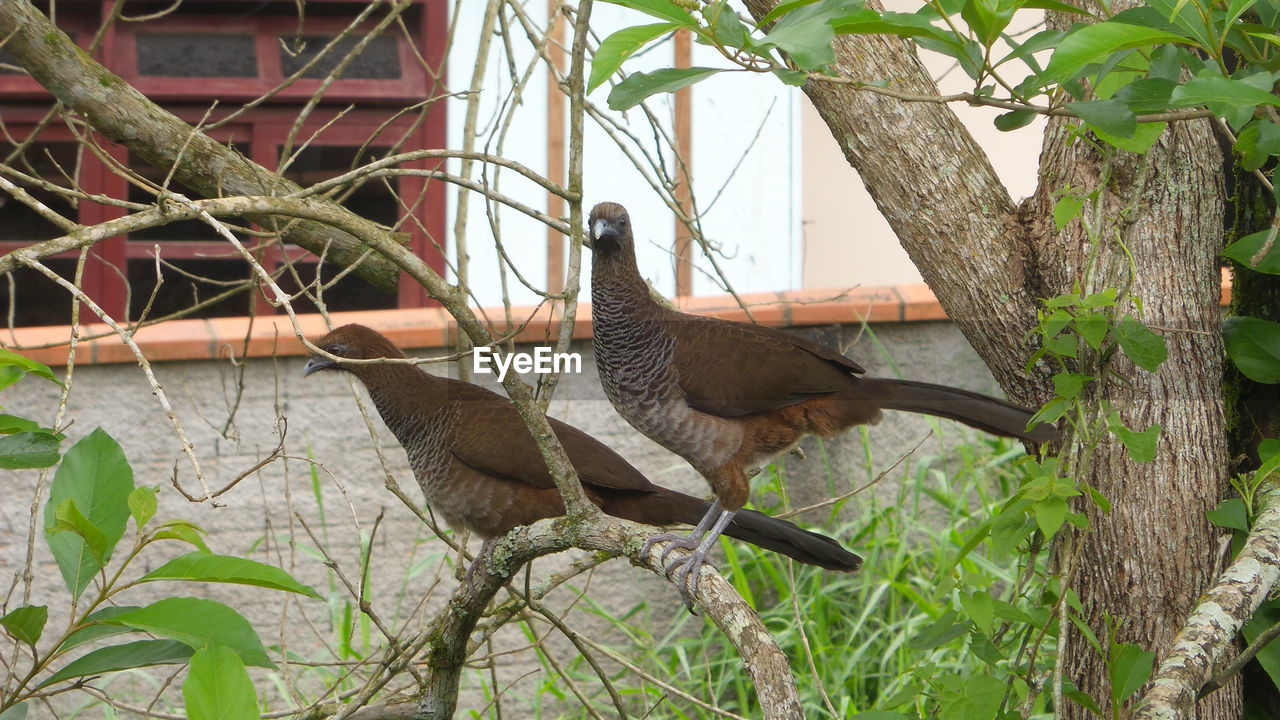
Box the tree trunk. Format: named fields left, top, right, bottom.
left=1026, top=115, right=1235, bottom=719
left=742, top=0, right=1239, bottom=716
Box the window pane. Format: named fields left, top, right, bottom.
left=137, top=33, right=258, bottom=77
left=278, top=35, right=399, bottom=79
left=276, top=261, right=394, bottom=314
left=0, top=142, right=79, bottom=242
left=278, top=144, right=398, bottom=312
left=0, top=260, right=78, bottom=328
left=127, top=258, right=257, bottom=321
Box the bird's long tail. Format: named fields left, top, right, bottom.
left=852, top=378, right=1056, bottom=444
left=616, top=488, right=861, bottom=572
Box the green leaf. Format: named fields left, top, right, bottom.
left=1092, top=121, right=1167, bottom=154
left=1082, top=482, right=1112, bottom=513
left=0, top=366, right=21, bottom=392
left=103, top=598, right=275, bottom=668
left=1109, top=642, right=1155, bottom=702
left=772, top=67, right=809, bottom=86
left=909, top=610, right=969, bottom=650
left=128, top=486, right=157, bottom=529
left=850, top=712, right=913, bottom=720
left=1044, top=22, right=1188, bottom=83
left=759, top=0, right=824, bottom=26
left=183, top=644, right=259, bottom=720
left=1, top=605, right=48, bottom=646
left=1068, top=98, right=1136, bottom=138
left=761, top=0, right=853, bottom=68
left=607, top=67, right=723, bottom=110
left=938, top=674, right=1004, bottom=720
left=0, top=414, right=41, bottom=434
left=0, top=703, right=27, bottom=720
left=1258, top=439, right=1280, bottom=480
left=139, top=552, right=321, bottom=599
left=1207, top=497, right=1249, bottom=531
left=961, top=0, right=1014, bottom=46
left=49, top=498, right=109, bottom=564
left=600, top=0, right=697, bottom=25
left=151, top=520, right=211, bottom=552
left=589, top=23, right=680, bottom=92
left=1116, top=315, right=1167, bottom=372
left=707, top=3, right=749, bottom=47
left=1053, top=372, right=1094, bottom=398
left=1073, top=311, right=1109, bottom=350
left=1223, top=228, right=1280, bottom=275
left=1223, top=315, right=1280, bottom=383
left=1170, top=74, right=1280, bottom=110
left=0, top=347, right=62, bottom=386
left=40, top=639, right=194, bottom=688
left=994, top=109, right=1036, bottom=131
left=1107, top=413, right=1161, bottom=462
left=44, top=428, right=134, bottom=599
left=1242, top=601, right=1280, bottom=696
left=1112, top=77, right=1177, bottom=111
left=1034, top=495, right=1069, bottom=537
left=59, top=606, right=142, bottom=651
left=958, top=591, right=994, bottom=634
left=1061, top=681, right=1105, bottom=715
left=0, top=431, right=62, bottom=469
left=1053, top=195, right=1084, bottom=229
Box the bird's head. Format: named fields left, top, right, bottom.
left=586, top=202, right=633, bottom=254
left=303, top=324, right=406, bottom=377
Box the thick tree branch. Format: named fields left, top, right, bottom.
left=1133, top=480, right=1280, bottom=719
left=0, top=0, right=401, bottom=290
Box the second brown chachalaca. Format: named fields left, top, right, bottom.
left=303, top=324, right=861, bottom=575
left=586, top=201, right=1054, bottom=600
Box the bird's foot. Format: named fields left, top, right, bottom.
left=640, top=532, right=702, bottom=568
left=665, top=546, right=713, bottom=611
left=640, top=533, right=710, bottom=613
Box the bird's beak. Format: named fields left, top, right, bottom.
left=589, top=218, right=619, bottom=250
left=303, top=356, right=337, bottom=377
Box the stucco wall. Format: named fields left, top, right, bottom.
left=1, top=320, right=1008, bottom=715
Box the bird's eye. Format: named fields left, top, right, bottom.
left=619, top=217, right=629, bottom=227
left=327, top=343, right=349, bottom=357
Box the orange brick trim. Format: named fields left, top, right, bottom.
left=3, top=274, right=1234, bottom=368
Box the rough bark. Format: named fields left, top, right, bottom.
left=1027, top=113, right=1234, bottom=719
left=742, top=0, right=1237, bottom=716
left=0, top=0, right=401, bottom=291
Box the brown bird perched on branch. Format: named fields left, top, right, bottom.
left=303, top=324, right=861, bottom=574
left=586, top=201, right=1055, bottom=601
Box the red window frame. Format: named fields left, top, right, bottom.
left=0, top=0, right=447, bottom=324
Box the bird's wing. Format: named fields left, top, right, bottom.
left=669, top=313, right=865, bottom=417
left=445, top=380, right=657, bottom=493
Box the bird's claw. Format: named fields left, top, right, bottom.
left=640, top=532, right=698, bottom=565
left=665, top=549, right=710, bottom=611
left=641, top=533, right=709, bottom=613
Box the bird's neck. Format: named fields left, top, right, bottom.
left=591, top=248, right=662, bottom=321
left=355, top=363, right=444, bottom=438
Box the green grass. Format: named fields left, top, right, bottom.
left=547, top=432, right=1051, bottom=719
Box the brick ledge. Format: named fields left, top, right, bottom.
left=2, top=275, right=1233, bottom=367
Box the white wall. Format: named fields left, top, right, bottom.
left=445, top=2, right=803, bottom=305
left=445, top=3, right=1048, bottom=302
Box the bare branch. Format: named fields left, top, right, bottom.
left=1134, top=480, right=1280, bottom=719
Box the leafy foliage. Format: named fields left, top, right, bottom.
left=0, top=426, right=317, bottom=717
